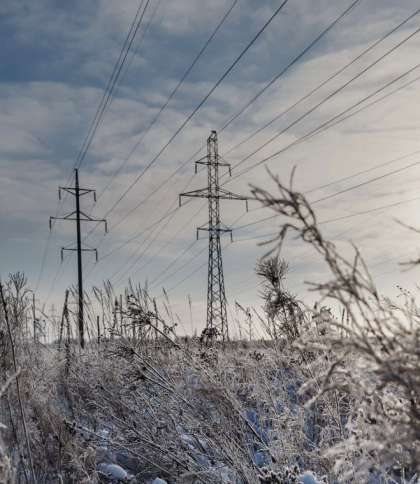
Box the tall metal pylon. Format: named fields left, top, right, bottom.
left=180, top=131, right=247, bottom=344
left=50, top=168, right=107, bottom=348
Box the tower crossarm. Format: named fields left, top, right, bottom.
left=218, top=188, right=248, bottom=201
left=179, top=188, right=209, bottom=202
left=198, top=227, right=231, bottom=233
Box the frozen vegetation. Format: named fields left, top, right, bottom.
left=0, top=178, right=419, bottom=483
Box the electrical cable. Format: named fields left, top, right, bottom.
left=221, top=4, right=420, bottom=158
left=96, top=0, right=239, bottom=202
left=37, top=0, right=149, bottom=295
left=229, top=61, right=420, bottom=183
left=233, top=160, right=420, bottom=231
left=217, top=0, right=364, bottom=134
left=85, top=0, right=291, bottom=240
left=77, top=3, right=420, bottom=302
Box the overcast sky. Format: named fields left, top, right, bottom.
left=2, top=0, right=420, bottom=337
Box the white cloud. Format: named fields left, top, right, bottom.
left=1, top=0, right=420, bottom=335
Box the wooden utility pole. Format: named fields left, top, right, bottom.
left=50, top=169, right=107, bottom=348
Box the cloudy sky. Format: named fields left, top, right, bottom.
left=2, top=0, right=420, bottom=337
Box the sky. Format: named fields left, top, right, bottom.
left=2, top=0, right=420, bottom=338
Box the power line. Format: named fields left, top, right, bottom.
left=83, top=159, right=199, bottom=283
left=74, top=0, right=155, bottom=239
left=217, top=0, right=363, bottom=134
left=228, top=211, right=419, bottom=300
left=303, top=148, right=420, bottom=195
left=113, top=201, right=207, bottom=288
left=295, top=243, right=420, bottom=298
left=146, top=202, right=250, bottom=292
left=37, top=1, right=149, bottom=295
left=314, top=163, right=420, bottom=205
left=157, top=241, right=233, bottom=298
left=82, top=0, right=364, bottom=259
left=238, top=195, right=420, bottom=235
left=98, top=0, right=164, bottom=131
left=108, top=173, right=196, bottom=281
left=92, top=0, right=290, bottom=227
left=213, top=204, right=419, bottom=298
left=79, top=0, right=161, bottom=242
left=240, top=245, right=416, bottom=306
left=227, top=24, right=420, bottom=183
left=122, top=5, right=420, bottom=267
left=170, top=211, right=410, bottom=307
left=221, top=4, right=420, bottom=158
left=149, top=240, right=199, bottom=288
left=93, top=63, right=420, bottom=275
left=79, top=2, right=420, bottom=294
left=96, top=0, right=239, bottom=203
left=188, top=176, right=419, bottom=299
left=81, top=3, right=389, bottom=286
left=229, top=61, right=420, bottom=186
left=78, top=0, right=163, bottom=241
left=162, top=33, right=420, bottom=297
left=108, top=166, right=195, bottom=233
left=190, top=0, right=365, bottom=179
left=233, top=160, right=420, bottom=231
left=292, top=72, right=420, bottom=150
left=81, top=0, right=242, bottom=244
left=75, top=0, right=150, bottom=172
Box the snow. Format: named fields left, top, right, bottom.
left=298, top=471, right=323, bottom=484
left=98, top=463, right=128, bottom=480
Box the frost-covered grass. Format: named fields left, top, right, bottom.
left=0, top=323, right=416, bottom=484
left=1, top=178, right=420, bottom=483
left=0, top=331, right=339, bottom=483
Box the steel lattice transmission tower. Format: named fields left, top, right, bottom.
left=180, top=131, right=247, bottom=343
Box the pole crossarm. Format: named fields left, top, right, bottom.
left=59, top=186, right=97, bottom=200
left=50, top=213, right=107, bottom=232
left=62, top=244, right=98, bottom=263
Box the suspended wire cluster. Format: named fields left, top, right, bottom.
left=39, top=0, right=155, bottom=299
left=36, top=0, right=420, bottom=317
